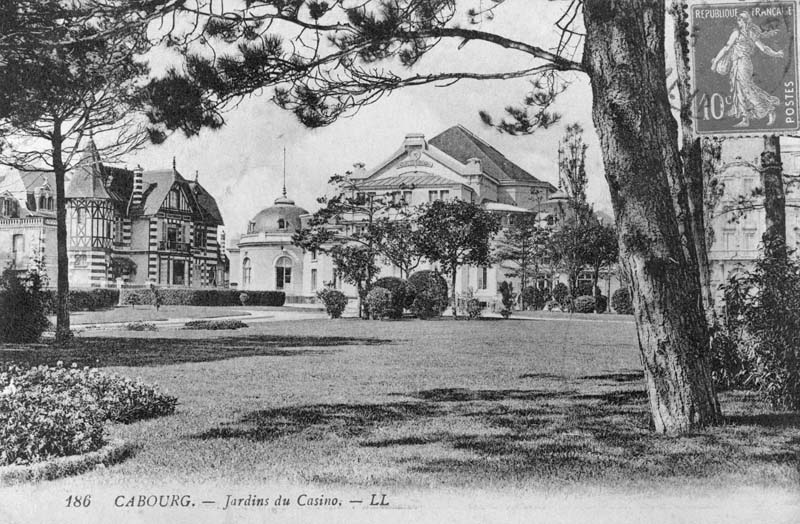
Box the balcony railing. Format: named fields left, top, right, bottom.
left=158, top=241, right=191, bottom=252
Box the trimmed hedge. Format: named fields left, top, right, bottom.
left=43, top=288, right=120, bottom=313
left=119, top=288, right=284, bottom=307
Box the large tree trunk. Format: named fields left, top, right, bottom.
left=52, top=124, right=71, bottom=345
left=761, top=136, right=786, bottom=260
left=583, top=0, right=720, bottom=433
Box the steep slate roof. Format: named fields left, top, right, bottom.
left=189, top=180, right=224, bottom=225
left=19, top=171, right=55, bottom=193
left=140, top=169, right=179, bottom=216
left=19, top=171, right=56, bottom=214
left=429, top=125, right=555, bottom=188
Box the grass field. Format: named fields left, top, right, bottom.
left=3, top=315, right=798, bottom=493
left=60, top=305, right=251, bottom=325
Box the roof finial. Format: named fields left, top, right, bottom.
left=282, top=146, right=287, bottom=198
left=172, top=156, right=177, bottom=173
left=195, top=170, right=199, bottom=183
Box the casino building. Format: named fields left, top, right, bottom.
left=228, top=125, right=600, bottom=307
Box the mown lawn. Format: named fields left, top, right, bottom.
left=3, top=316, right=798, bottom=494
left=60, top=305, right=251, bottom=325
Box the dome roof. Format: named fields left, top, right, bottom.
left=248, top=195, right=308, bottom=234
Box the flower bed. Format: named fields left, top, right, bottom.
left=182, top=319, right=248, bottom=330
left=0, top=363, right=177, bottom=466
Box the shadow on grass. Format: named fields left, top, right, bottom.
left=0, top=334, right=391, bottom=368
left=409, top=388, right=568, bottom=402
left=193, top=402, right=441, bottom=441
left=190, top=376, right=800, bottom=485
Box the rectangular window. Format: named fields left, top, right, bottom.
left=478, top=266, right=488, bottom=290
left=12, top=234, right=24, bottom=267
left=439, top=190, right=450, bottom=200
left=311, top=248, right=317, bottom=261
left=724, top=231, right=737, bottom=251
left=402, top=190, right=412, bottom=203
left=743, top=232, right=756, bottom=250
left=429, top=190, right=438, bottom=202
left=311, top=268, right=318, bottom=290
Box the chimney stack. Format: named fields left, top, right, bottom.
left=132, top=165, right=144, bottom=206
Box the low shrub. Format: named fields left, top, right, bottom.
left=521, top=286, right=548, bottom=310
left=125, top=322, right=157, bottom=331
left=574, top=295, right=596, bottom=313
left=365, top=287, right=392, bottom=320
left=408, top=270, right=448, bottom=319
left=373, top=277, right=414, bottom=319
left=717, top=251, right=800, bottom=409
left=0, top=363, right=177, bottom=465
left=0, top=268, right=50, bottom=343
left=183, top=319, right=248, bottom=330
left=611, top=287, right=634, bottom=315
left=466, top=298, right=482, bottom=320
left=317, top=288, right=348, bottom=319
left=552, top=282, right=571, bottom=309
left=498, top=281, right=514, bottom=319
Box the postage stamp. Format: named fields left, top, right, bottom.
left=690, top=1, right=799, bottom=136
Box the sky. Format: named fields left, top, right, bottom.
left=126, top=1, right=608, bottom=240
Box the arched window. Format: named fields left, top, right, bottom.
left=277, top=218, right=286, bottom=230
left=47, top=197, right=54, bottom=210
left=247, top=221, right=255, bottom=234
left=242, top=257, right=252, bottom=285
left=38, top=195, right=45, bottom=209
left=275, top=256, right=292, bottom=290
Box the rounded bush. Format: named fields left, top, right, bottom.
left=612, top=287, right=634, bottom=315
left=239, top=292, right=249, bottom=306
left=574, top=295, right=596, bottom=313
left=408, top=270, right=448, bottom=319
left=317, top=288, right=348, bottom=319
left=365, top=287, right=392, bottom=319
left=552, top=282, right=570, bottom=308
left=373, top=277, right=414, bottom=318
left=521, top=286, right=548, bottom=310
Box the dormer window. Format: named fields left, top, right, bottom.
left=278, top=218, right=286, bottom=230
left=247, top=221, right=255, bottom=234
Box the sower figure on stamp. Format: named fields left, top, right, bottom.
left=711, top=11, right=785, bottom=127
